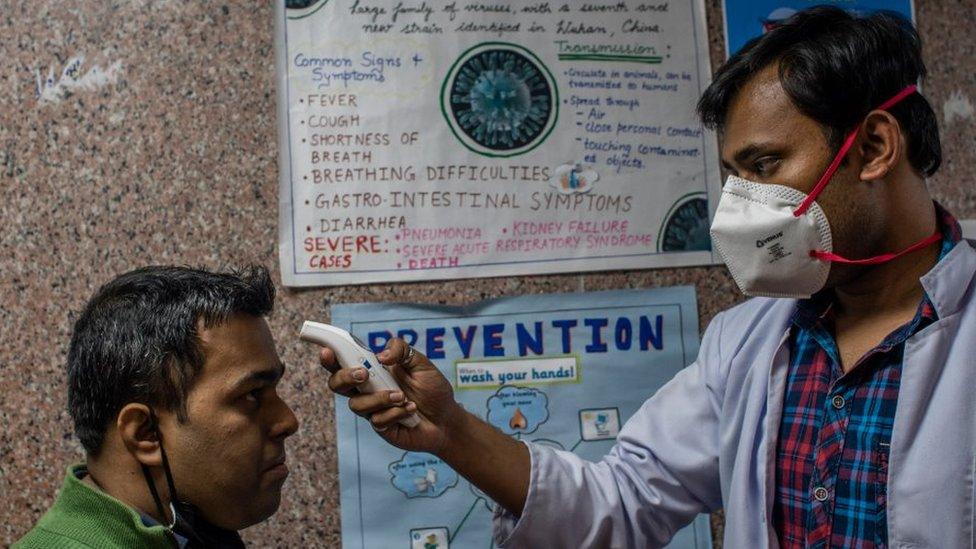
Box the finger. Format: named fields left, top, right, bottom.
left=375, top=338, right=407, bottom=365
left=319, top=347, right=340, bottom=374
left=327, top=367, right=369, bottom=396
left=370, top=401, right=418, bottom=430
left=376, top=338, right=424, bottom=373
left=348, top=390, right=405, bottom=416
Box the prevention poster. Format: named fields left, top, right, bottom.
left=275, top=0, right=722, bottom=287
left=331, top=287, right=712, bottom=549
left=722, top=0, right=915, bottom=56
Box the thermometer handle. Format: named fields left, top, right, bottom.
left=300, top=321, right=420, bottom=428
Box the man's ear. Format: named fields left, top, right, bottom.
left=117, top=403, right=162, bottom=467
left=857, top=110, right=903, bottom=182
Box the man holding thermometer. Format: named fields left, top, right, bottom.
left=320, top=7, right=976, bottom=549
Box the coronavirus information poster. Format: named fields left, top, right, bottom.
left=331, top=287, right=712, bottom=549
left=275, top=0, right=721, bottom=286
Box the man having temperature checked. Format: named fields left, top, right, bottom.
left=320, top=8, right=976, bottom=548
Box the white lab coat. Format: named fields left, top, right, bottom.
left=495, top=240, right=976, bottom=548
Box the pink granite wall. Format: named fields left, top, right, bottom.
left=0, top=1, right=972, bottom=546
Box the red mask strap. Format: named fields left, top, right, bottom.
left=810, top=229, right=941, bottom=265
left=793, top=84, right=918, bottom=217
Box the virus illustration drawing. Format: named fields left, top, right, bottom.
left=658, top=194, right=712, bottom=252
left=442, top=43, right=558, bottom=157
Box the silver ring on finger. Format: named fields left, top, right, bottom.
left=401, top=345, right=416, bottom=365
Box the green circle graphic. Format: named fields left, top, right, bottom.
left=286, top=0, right=329, bottom=20
left=657, top=192, right=712, bottom=252
left=440, top=42, right=559, bottom=158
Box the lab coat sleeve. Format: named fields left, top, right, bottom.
left=492, top=311, right=726, bottom=548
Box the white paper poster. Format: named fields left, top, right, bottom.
left=275, top=0, right=721, bottom=286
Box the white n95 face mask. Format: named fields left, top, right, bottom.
left=709, top=175, right=833, bottom=298
left=709, top=84, right=942, bottom=299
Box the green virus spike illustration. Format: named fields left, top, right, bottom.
left=659, top=196, right=712, bottom=252
left=447, top=47, right=554, bottom=153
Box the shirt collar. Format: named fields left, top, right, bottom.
left=139, top=512, right=189, bottom=549
left=67, top=464, right=184, bottom=548
left=934, top=200, right=963, bottom=260
left=922, top=204, right=976, bottom=319
left=792, top=289, right=834, bottom=329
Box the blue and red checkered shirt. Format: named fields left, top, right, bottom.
left=772, top=203, right=962, bottom=549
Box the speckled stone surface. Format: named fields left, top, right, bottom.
left=0, top=1, right=972, bottom=547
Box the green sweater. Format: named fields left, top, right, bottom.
left=15, top=464, right=177, bottom=549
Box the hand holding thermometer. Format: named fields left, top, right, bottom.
left=300, top=321, right=421, bottom=428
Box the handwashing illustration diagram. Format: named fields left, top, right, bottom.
left=386, top=377, right=621, bottom=547
left=334, top=290, right=711, bottom=549
left=390, top=453, right=459, bottom=499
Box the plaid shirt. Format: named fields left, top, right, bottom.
left=773, top=203, right=962, bottom=549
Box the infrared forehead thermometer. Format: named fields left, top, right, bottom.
left=299, top=321, right=420, bottom=428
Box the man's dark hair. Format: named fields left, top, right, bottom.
left=698, top=6, right=941, bottom=177
left=67, top=265, right=275, bottom=455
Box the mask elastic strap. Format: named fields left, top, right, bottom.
left=141, top=463, right=171, bottom=527
left=142, top=410, right=179, bottom=528
left=811, top=229, right=941, bottom=265
left=157, top=432, right=181, bottom=525
left=793, top=84, right=919, bottom=217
